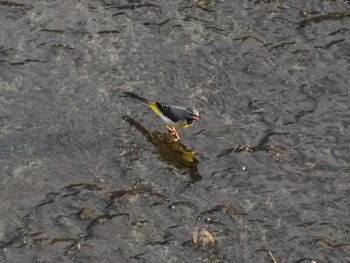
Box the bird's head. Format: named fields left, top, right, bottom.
left=186, top=107, right=200, bottom=124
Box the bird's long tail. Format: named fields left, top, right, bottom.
left=123, top=92, right=150, bottom=105
left=123, top=92, right=162, bottom=117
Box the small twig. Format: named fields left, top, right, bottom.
left=268, top=249, right=278, bottom=263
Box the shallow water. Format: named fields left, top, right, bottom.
left=1, top=0, right=350, bottom=262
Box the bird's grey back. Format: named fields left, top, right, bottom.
left=168, top=105, right=190, bottom=120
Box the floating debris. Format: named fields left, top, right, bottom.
left=192, top=226, right=214, bottom=246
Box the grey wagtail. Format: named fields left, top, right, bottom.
left=123, top=92, right=200, bottom=141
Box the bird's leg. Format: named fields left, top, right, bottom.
left=173, top=129, right=180, bottom=141
left=165, top=125, right=175, bottom=133
left=165, top=125, right=180, bottom=141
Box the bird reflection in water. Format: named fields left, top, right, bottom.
left=123, top=116, right=202, bottom=183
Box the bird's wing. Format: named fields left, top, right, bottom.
left=155, top=103, right=188, bottom=123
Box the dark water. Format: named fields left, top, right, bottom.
left=1, top=0, right=350, bottom=262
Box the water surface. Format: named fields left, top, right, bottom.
left=1, top=0, right=350, bottom=262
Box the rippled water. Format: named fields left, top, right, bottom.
left=1, top=0, right=350, bottom=262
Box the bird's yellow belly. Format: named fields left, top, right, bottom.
left=159, top=114, right=189, bottom=128
left=173, top=121, right=190, bottom=128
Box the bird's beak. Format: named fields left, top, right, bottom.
left=193, top=115, right=200, bottom=120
